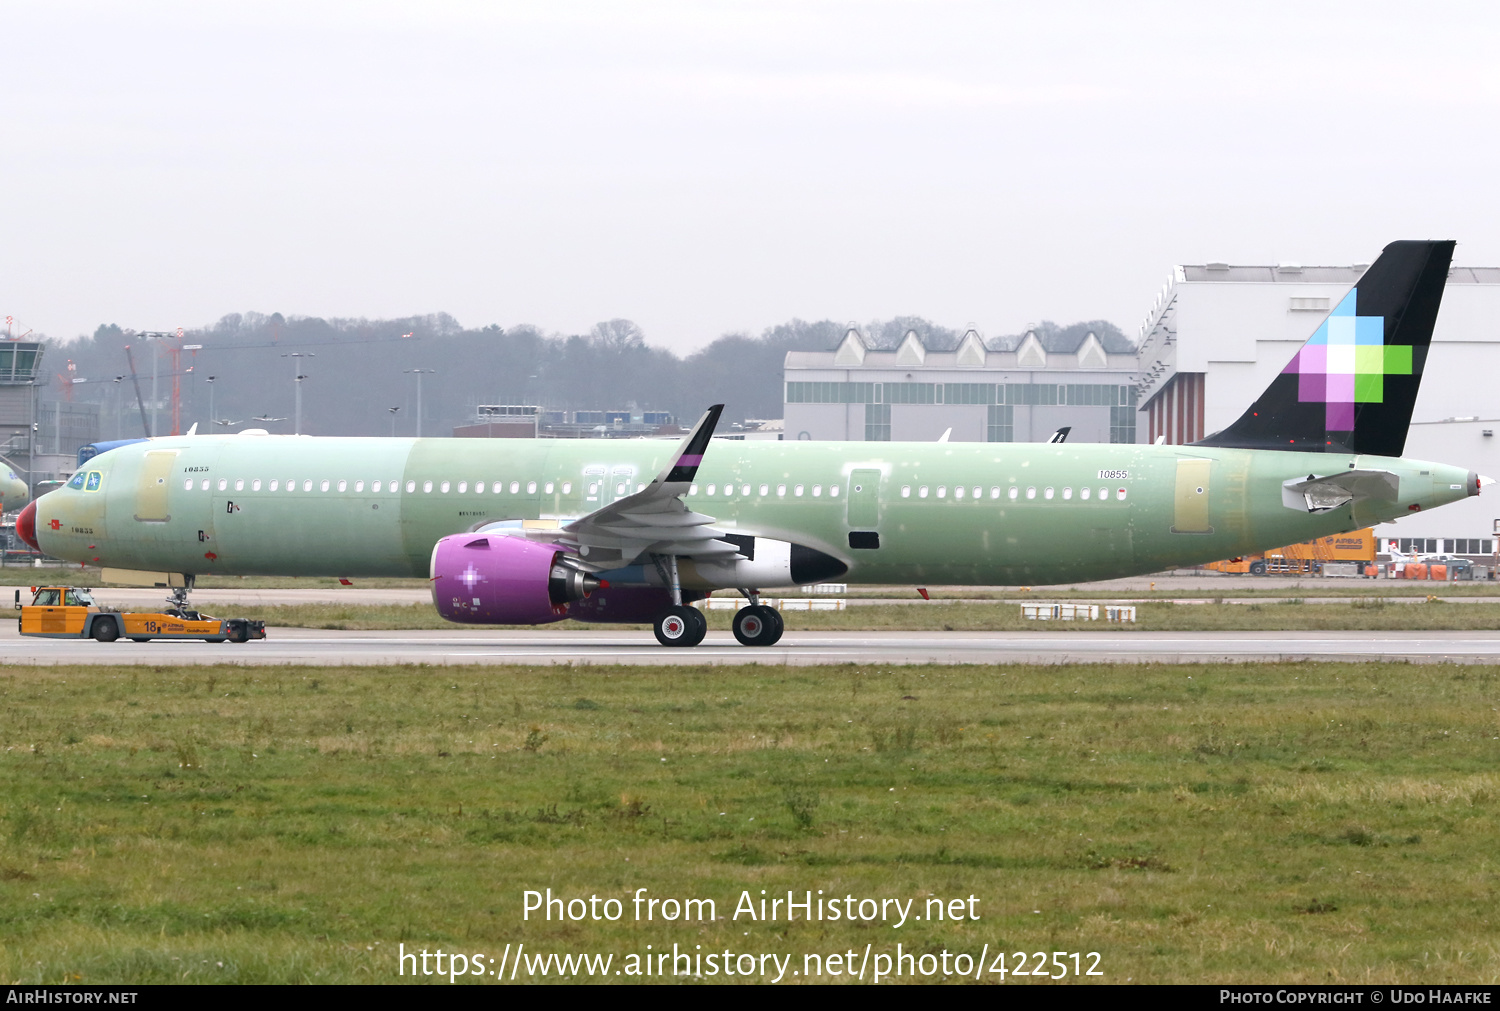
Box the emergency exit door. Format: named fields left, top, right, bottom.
left=846, top=469, right=881, bottom=548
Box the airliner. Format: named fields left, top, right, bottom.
left=18, top=240, right=1481, bottom=647
left=1, top=465, right=28, bottom=519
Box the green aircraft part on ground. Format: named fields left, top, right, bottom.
left=32, top=433, right=1474, bottom=585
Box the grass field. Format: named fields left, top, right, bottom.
left=185, top=598, right=1500, bottom=633
left=2, top=661, right=1498, bottom=984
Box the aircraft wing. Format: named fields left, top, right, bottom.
left=538, top=405, right=744, bottom=569
left=1281, top=469, right=1400, bottom=513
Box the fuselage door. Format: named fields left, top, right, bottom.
left=1171, top=458, right=1214, bottom=534
left=847, top=469, right=881, bottom=529
left=134, top=451, right=179, bottom=523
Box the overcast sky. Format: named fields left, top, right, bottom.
left=3, top=1, right=1498, bottom=351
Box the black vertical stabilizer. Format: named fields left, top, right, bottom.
left=1194, top=240, right=1454, bottom=457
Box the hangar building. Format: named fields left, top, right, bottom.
left=783, top=324, right=1140, bottom=445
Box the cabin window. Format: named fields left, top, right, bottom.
left=370, top=481, right=381, bottom=492
left=1080, top=487, right=1091, bottom=500
left=1116, top=488, right=1128, bottom=501
left=528, top=481, right=538, bottom=494
left=722, top=484, right=733, bottom=496
left=303, top=480, right=313, bottom=492
left=545, top=482, right=554, bottom=494
left=1008, top=486, right=1018, bottom=500
left=794, top=484, right=804, bottom=496
left=252, top=479, right=262, bottom=491
left=270, top=479, right=279, bottom=491
left=777, top=484, right=787, bottom=496
left=588, top=482, right=598, bottom=495
left=759, top=484, right=769, bottom=496
left=738, top=484, right=748, bottom=495
left=1096, top=486, right=1107, bottom=500
left=954, top=486, right=965, bottom=499
left=829, top=484, right=840, bottom=497
left=613, top=482, right=624, bottom=495
left=901, top=485, right=911, bottom=498
left=234, top=479, right=244, bottom=491
left=936, top=486, right=947, bottom=498
left=1062, top=487, right=1072, bottom=500
left=689, top=485, right=699, bottom=495
left=918, top=486, right=929, bottom=498
left=319, top=480, right=329, bottom=492
left=1026, top=486, right=1036, bottom=500
left=440, top=481, right=450, bottom=493
left=972, top=486, right=981, bottom=499
left=420, top=481, right=431, bottom=493
left=355, top=481, right=364, bottom=492
left=811, top=485, right=822, bottom=496
left=457, top=481, right=467, bottom=493
left=184, top=479, right=193, bottom=491
left=706, top=484, right=716, bottom=495
left=511, top=481, right=521, bottom=494
left=472, top=481, right=484, bottom=494
left=406, top=480, right=416, bottom=493
left=561, top=481, right=571, bottom=494
left=201, top=479, right=210, bottom=491
left=1044, top=487, right=1054, bottom=500
left=338, top=480, right=348, bottom=492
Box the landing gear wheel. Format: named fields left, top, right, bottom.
left=91, top=617, right=120, bottom=643
left=654, top=605, right=706, bottom=647
left=763, top=607, right=784, bottom=645
left=733, top=605, right=782, bottom=646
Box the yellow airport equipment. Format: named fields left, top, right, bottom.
left=15, top=586, right=265, bottom=643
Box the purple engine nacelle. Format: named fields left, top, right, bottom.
left=431, top=534, right=601, bottom=625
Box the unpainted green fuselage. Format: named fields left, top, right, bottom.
left=32, top=434, right=1474, bottom=585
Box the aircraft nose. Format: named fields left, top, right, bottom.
left=16, top=499, right=39, bottom=551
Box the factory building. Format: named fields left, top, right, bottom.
left=1135, top=261, right=1500, bottom=554
left=782, top=324, right=1140, bottom=444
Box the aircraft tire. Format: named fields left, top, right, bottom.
left=732, top=605, right=780, bottom=647
left=91, top=617, right=120, bottom=643
left=763, top=607, right=784, bottom=645
left=654, top=605, right=704, bottom=647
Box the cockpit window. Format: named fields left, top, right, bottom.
left=67, top=472, right=86, bottom=489
left=85, top=472, right=102, bottom=492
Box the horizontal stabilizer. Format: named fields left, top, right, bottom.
left=1281, top=469, right=1399, bottom=513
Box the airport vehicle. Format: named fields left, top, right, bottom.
left=1206, top=529, right=1376, bottom=576
left=14, top=241, right=1485, bottom=647
left=14, top=585, right=265, bottom=643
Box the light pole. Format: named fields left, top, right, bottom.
left=403, top=369, right=435, bottom=437
left=281, top=354, right=315, bottom=434
left=206, top=376, right=216, bottom=429
left=388, top=406, right=401, bottom=437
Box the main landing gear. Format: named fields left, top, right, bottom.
left=653, top=605, right=708, bottom=647
left=648, top=555, right=783, bottom=648
left=731, top=604, right=783, bottom=646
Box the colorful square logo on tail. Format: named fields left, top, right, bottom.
left=1281, top=290, right=1412, bottom=430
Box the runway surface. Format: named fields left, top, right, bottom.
left=6, top=625, right=1500, bottom=666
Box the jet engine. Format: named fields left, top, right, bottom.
left=430, top=534, right=601, bottom=625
